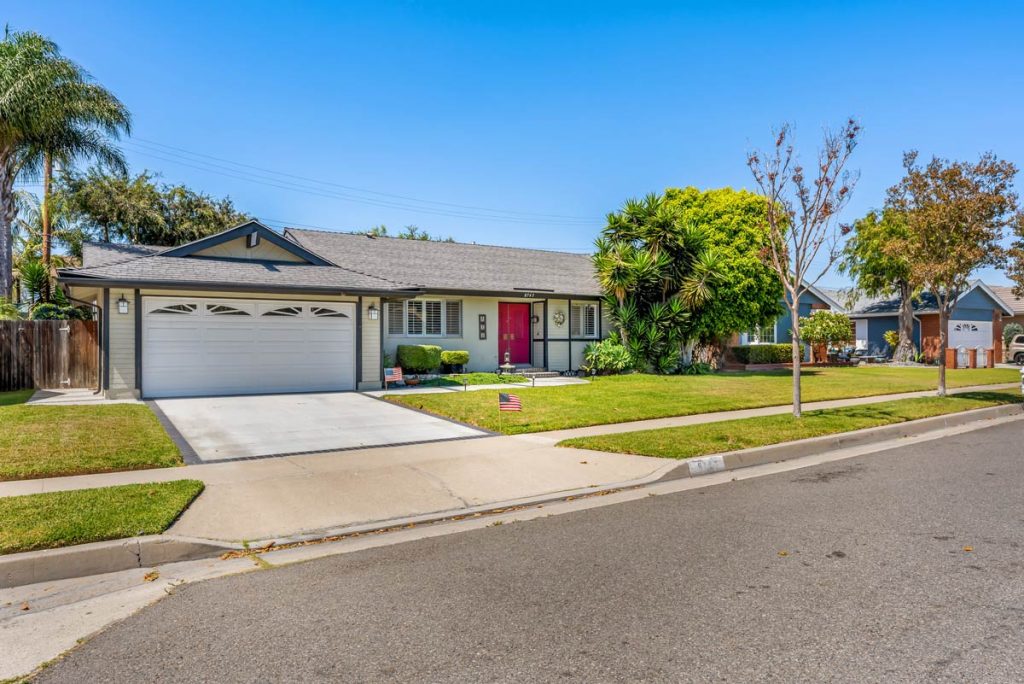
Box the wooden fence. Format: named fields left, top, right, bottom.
left=0, top=320, right=99, bottom=392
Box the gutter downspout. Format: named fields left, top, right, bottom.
left=62, top=289, right=103, bottom=395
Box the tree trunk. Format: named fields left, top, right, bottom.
left=41, top=152, right=53, bottom=303
left=937, top=307, right=948, bottom=397
left=0, top=155, right=16, bottom=301
left=791, top=304, right=802, bottom=417
left=893, top=280, right=916, bottom=363
left=681, top=339, right=697, bottom=366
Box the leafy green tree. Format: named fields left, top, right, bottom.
left=155, top=183, right=248, bottom=245
left=367, top=224, right=454, bottom=242
left=799, top=311, right=852, bottom=362
left=840, top=209, right=919, bottom=363
left=0, top=29, right=128, bottom=298
left=886, top=152, right=1021, bottom=395
left=59, top=167, right=248, bottom=247
left=594, top=192, right=723, bottom=372
left=59, top=167, right=163, bottom=245
left=663, top=187, right=784, bottom=358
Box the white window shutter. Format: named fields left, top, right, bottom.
left=425, top=301, right=442, bottom=336
left=445, top=301, right=462, bottom=336
left=407, top=301, right=424, bottom=335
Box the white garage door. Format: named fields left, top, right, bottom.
left=949, top=320, right=992, bottom=350
left=142, top=297, right=356, bottom=398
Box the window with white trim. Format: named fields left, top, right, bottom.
left=570, top=303, right=598, bottom=338
left=744, top=323, right=776, bottom=344
left=385, top=300, right=462, bottom=337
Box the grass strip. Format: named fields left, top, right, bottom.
left=0, top=390, right=33, bottom=407
left=557, top=390, right=1023, bottom=459
left=0, top=480, right=205, bottom=555
left=0, top=404, right=181, bottom=481
left=390, top=366, right=1020, bottom=434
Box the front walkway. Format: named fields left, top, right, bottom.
left=1, top=383, right=1016, bottom=543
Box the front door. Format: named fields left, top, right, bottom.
left=498, top=302, right=531, bottom=365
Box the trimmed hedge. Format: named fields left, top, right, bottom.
left=731, top=343, right=805, bottom=365
left=397, top=344, right=442, bottom=373
left=440, top=350, right=470, bottom=366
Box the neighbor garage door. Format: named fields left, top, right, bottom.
left=142, top=297, right=356, bottom=398
left=949, top=320, right=993, bottom=350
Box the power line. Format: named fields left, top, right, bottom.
left=125, top=136, right=601, bottom=224
left=118, top=141, right=597, bottom=227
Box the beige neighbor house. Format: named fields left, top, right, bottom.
left=58, top=221, right=609, bottom=399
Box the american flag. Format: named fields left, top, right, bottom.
left=498, top=393, right=522, bottom=412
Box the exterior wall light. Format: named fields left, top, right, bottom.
left=117, top=295, right=129, bottom=315
left=367, top=304, right=379, bottom=320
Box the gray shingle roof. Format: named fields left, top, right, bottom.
left=285, top=229, right=601, bottom=297
left=62, top=253, right=413, bottom=293
left=82, top=242, right=163, bottom=267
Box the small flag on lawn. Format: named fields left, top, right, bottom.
left=498, top=393, right=521, bottom=412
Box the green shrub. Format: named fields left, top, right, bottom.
left=397, top=344, right=442, bottom=373
left=883, top=330, right=899, bottom=349
left=581, top=338, right=633, bottom=374
left=30, top=303, right=91, bottom=321
left=440, top=350, right=470, bottom=366
left=1003, top=322, right=1024, bottom=345
left=731, top=344, right=804, bottom=365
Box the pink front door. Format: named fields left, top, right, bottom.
left=498, top=302, right=531, bottom=365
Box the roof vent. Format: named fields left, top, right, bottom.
left=246, top=232, right=260, bottom=248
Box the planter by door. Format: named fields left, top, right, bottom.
left=498, top=302, right=531, bottom=365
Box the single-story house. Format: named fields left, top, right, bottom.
left=990, top=285, right=1024, bottom=331
left=733, top=285, right=844, bottom=360
left=846, top=281, right=1013, bottom=362
left=58, top=221, right=609, bottom=399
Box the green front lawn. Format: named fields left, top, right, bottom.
left=417, top=372, right=528, bottom=387
left=0, top=390, right=33, bottom=407
left=389, top=366, right=1020, bottom=434
left=0, top=403, right=181, bottom=481
left=0, top=480, right=204, bottom=555
left=558, top=390, right=1023, bottom=459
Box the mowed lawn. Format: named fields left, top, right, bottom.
left=388, top=366, right=1020, bottom=434
left=0, top=480, right=204, bottom=555
left=559, top=390, right=1023, bottom=459
left=0, top=391, right=182, bottom=481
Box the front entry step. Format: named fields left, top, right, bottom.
left=517, top=368, right=561, bottom=379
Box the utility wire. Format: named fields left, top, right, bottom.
left=125, top=136, right=601, bottom=223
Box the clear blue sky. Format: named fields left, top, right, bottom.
left=9, top=1, right=1024, bottom=285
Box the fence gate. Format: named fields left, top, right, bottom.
left=0, top=320, right=99, bottom=392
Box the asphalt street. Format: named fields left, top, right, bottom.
left=38, top=420, right=1024, bottom=683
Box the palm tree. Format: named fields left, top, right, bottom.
left=12, top=191, right=74, bottom=304
left=0, top=29, right=129, bottom=299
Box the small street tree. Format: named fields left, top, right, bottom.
left=799, top=310, right=852, bottom=363
left=886, top=152, right=1021, bottom=396
left=747, top=119, right=861, bottom=416
left=840, top=209, right=920, bottom=363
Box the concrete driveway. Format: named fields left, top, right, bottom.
left=152, top=392, right=486, bottom=461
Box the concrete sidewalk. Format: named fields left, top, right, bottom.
left=0, top=382, right=1015, bottom=543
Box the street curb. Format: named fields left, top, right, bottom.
left=657, top=402, right=1024, bottom=482
left=0, top=535, right=239, bottom=589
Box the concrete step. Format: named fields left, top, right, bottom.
left=519, top=369, right=561, bottom=379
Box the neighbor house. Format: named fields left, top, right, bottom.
left=846, top=281, right=1013, bottom=362
left=990, top=285, right=1024, bottom=331
left=733, top=285, right=844, bottom=361
left=58, top=221, right=608, bottom=399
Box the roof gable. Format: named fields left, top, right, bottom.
left=160, top=221, right=334, bottom=266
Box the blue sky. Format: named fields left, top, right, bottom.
left=9, top=1, right=1024, bottom=285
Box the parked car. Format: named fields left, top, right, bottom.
left=1008, top=334, right=1024, bottom=364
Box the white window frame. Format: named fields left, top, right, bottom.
left=386, top=300, right=462, bottom=338
left=570, top=302, right=599, bottom=339
left=744, top=321, right=777, bottom=345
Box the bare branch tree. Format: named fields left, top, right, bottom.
left=747, top=119, right=861, bottom=416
